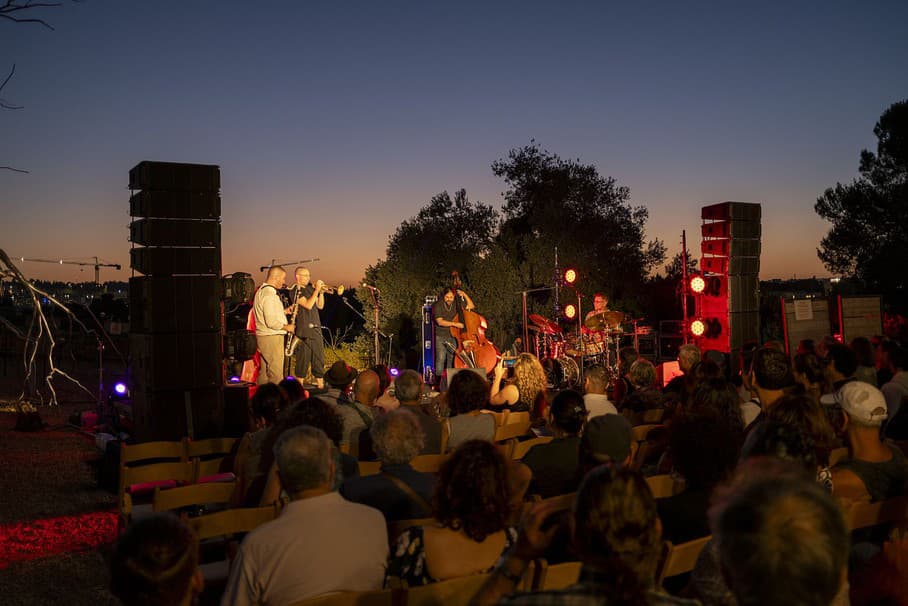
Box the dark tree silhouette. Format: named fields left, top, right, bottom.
left=815, top=100, right=908, bottom=308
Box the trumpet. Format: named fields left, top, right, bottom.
left=318, top=283, right=345, bottom=295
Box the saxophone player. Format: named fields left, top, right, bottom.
left=288, top=267, right=327, bottom=388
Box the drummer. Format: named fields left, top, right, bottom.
left=583, top=292, right=613, bottom=334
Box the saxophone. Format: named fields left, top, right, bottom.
left=285, top=285, right=302, bottom=357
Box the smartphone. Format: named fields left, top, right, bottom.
left=503, top=357, right=517, bottom=368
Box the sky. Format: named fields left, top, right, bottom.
left=2, top=1, right=907, bottom=288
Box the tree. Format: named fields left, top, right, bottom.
left=492, top=142, right=665, bottom=310
left=360, top=189, right=497, bottom=366
left=815, top=100, right=908, bottom=308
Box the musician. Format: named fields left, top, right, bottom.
left=584, top=292, right=610, bottom=323
left=289, top=267, right=327, bottom=389
left=254, top=266, right=295, bottom=385
left=432, top=287, right=475, bottom=388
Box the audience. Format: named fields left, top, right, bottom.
left=582, top=364, right=618, bottom=418
left=386, top=440, right=517, bottom=587
left=820, top=343, right=858, bottom=401
left=337, top=369, right=379, bottom=455
left=277, top=377, right=306, bottom=405
left=490, top=353, right=548, bottom=416
left=658, top=413, right=739, bottom=544
left=881, top=344, right=908, bottom=439
left=233, top=383, right=287, bottom=504
left=851, top=336, right=878, bottom=386
left=223, top=426, right=387, bottom=605
left=621, top=358, right=663, bottom=424
left=444, top=370, right=495, bottom=452
left=793, top=351, right=826, bottom=403
left=341, top=409, right=435, bottom=522
left=110, top=513, right=203, bottom=606
left=394, top=370, right=443, bottom=453
left=663, top=344, right=701, bottom=404
left=710, top=460, right=849, bottom=606
left=828, top=381, right=908, bottom=501
left=612, top=346, right=639, bottom=405
left=522, top=390, right=587, bottom=498
left=319, top=360, right=358, bottom=406
left=578, top=413, right=636, bottom=474
left=472, top=464, right=699, bottom=605
left=742, top=346, right=796, bottom=444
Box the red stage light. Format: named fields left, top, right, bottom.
left=564, top=304, right=577, bottom=319
left=690, top=275, right=706, bottom=294
left=690, top=319, right=706, bottom=337
left=564, top=269, right=577, bottom=284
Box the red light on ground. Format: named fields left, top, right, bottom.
left=564, top=269, right=577, bottom=284
left=690, top=319, right=706, bottom=336
left=564, top=304, right=577, bottom=319
left=690, top=275, right=706, bottom=294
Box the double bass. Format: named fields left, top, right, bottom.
left=448, top=271, right=500, bottom=374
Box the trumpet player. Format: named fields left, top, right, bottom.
left=288, top=267, right=327, bottom=388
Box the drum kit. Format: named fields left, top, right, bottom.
left=528, top=310, right=650, bottom=389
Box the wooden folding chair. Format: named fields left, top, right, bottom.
left=631, top=424, right=662, bottom=442
left=152, top=479, right=237, bottom=515
left=121, top=440, right=186, bottom=466
left=512, top=436, right=553, bottom=460
left=406, top=572, right=492, bottom=606
left=534, top=560, right=582, bottom=590
left=358, top=460, right=383, bottom=476
left=494, top=421, right=532, bottom=442
left=119, top=460, right=196, bottom=528
left=645, top=474, right=685, bottom=499
left=655, top=535, right=712, bottom=586
left=185, top=436, right=238, bottom=459
left=410, top=454, right=449, bottom=474
left=288, top=588, right=400, bottom=606
left=844, top=496, right=908, bottom=532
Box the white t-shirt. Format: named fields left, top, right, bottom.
left=583, top=393, right=618, bottom=419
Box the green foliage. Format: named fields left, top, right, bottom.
left=815, top=100, right=908, bottom=307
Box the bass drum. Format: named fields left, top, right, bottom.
left=545, top=356, right=580, bottom=389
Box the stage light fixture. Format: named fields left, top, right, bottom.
left=228, top=376, right=241, bottom=383
left=690, top=319, right=706, bottom=337
left=564, top=269, right=577, bottom=284
left=389, top=368, right=400, bottom=377
left=114, top=382, right=128, bottom=396
left=564, top=304, right=577, bottom=320
left=690, top=275, right=706, bottom=294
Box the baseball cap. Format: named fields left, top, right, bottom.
left=831, top=381, right=888, bottom=426
left=580, top=414, right=633, bottom=463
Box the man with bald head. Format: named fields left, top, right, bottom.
left=338, top=369, right=379, bottom=456
left=289, top=267, right=327, bottom=388
left=254, top=266, right=295, bottom=384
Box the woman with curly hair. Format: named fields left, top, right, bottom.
left=385, top=440, right=518, bottom=587
left=490, top=352, right=548, bottom=417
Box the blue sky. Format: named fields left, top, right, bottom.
left=2, top=1, right=906, bottom=286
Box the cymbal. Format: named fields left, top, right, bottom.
left=529, top=313, right=561, bottom=334
left=583, top=314, right=607, bottom=331
left=584, top=310, right=626, bottom=330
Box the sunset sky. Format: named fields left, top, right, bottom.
left=2, top=1, right=907, bottom=289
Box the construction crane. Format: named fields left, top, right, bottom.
left=16, top=256, right=122, bottom=284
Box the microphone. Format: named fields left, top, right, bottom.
left=361, top=282, right=380, bottom=292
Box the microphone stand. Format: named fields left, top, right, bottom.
left=258, top=257, right=320, bottom=272
left=516, top=286, right=557, bottom=356
left=339, top=292, right=389, bottom=367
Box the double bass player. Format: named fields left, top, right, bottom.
left=432, top=285, right=475, bottom=389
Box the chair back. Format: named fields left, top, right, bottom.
left=494, top=421, right=532, bottom=442
left=656, top=535, right=712, bottom=585
left=289, top=589, right=400, bottom=606
left=410, top=454, right=449, bottom=474
left=844, top=496, right=908, bottom=531
left=406, top=573, right=491, bottom=606
left=120, top=460, right=196, bottom=505
left=186, top=436, right=238, bottom=459
left=153, top=480, right=237, bottom=514
left=645, top=474, right=685, bottom=499
left=631, top=424, right=662, bottom=442
left=642, top=408, right=665, bottom=424
left=536, top=560, right=582, bottom=590
left=358, top=460, right=383, bottom=476
left=188, top=504, right=279, bottom=540
left=512, top=436, right=553, bottom=460
left=121, top=440, right=186, bottom=465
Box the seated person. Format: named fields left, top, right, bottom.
left=490, top=353, right=548, bottom=417
left=110, top=513, right=203, bottom=606
left=443, top=370, right=495, bottom=452
left=341, top=409, right=435, bottom=522
left=583, top=364, right=618, bottom=419
left=829, top=381, right=908, bottom=502
left=232, top=383, right=286, bottom=504
left=385, top=440, right=517, bottom=587
left=620, top=358, right=664, bottom=425
left=522, top=389, right=587, bottom=498
left=657, top=412, right=738, bottom=544
left=361, top=370, right=442, bottom=456
left=223, top=427, right=387, bottom=605
left=578, top=413, right=636, bottom=474
left=472, top=464, right=700, bottom=605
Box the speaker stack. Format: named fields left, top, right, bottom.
left=128, top=161, right=224, bottom=441
left=698, top=202, right=762, bottom=356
